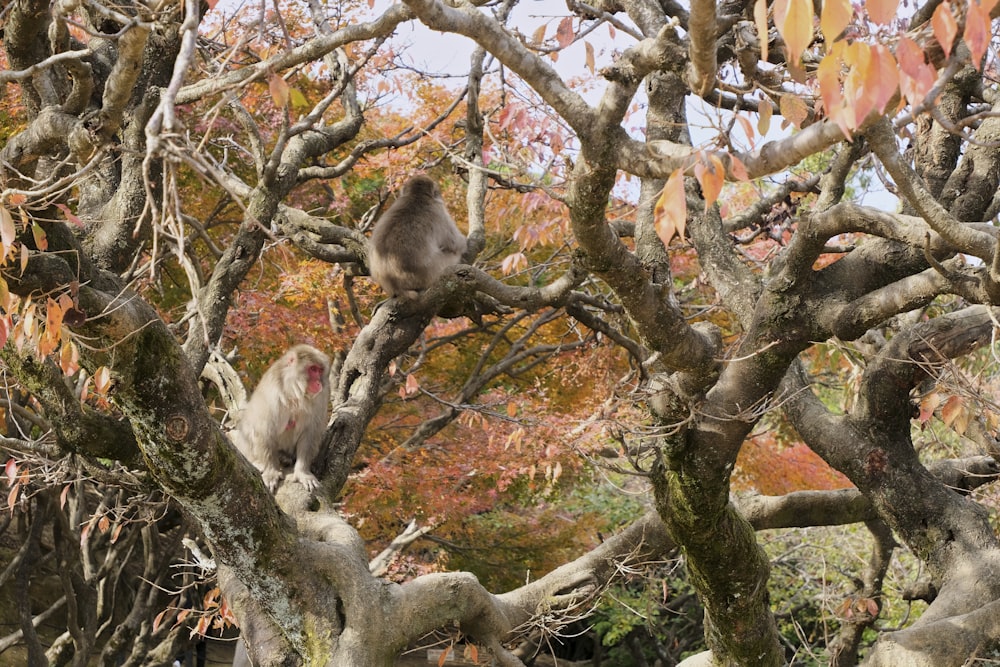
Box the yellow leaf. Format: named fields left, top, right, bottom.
left=653, top=169, right=687, bottom=247
left=774, top=0, right=814, bottom=65
left=31, top=223, right=46, bottom=251
left=866, top=0, right=899, bottom=24
left=820, top=0, right=852, bottom=43
left=289, top=87, right=308, bottom=109
left=532, top=23, right=546, bottom=45
left=932, top=3, right=958, bottom=55
left=754, top=0, right=769, bottom=61
left=0, top=207, right=15, bottom=258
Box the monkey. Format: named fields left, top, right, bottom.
left=368, top=175, right=468, bottom=299
left=230, top=345, right=330, bottom=493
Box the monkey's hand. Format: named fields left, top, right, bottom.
left=293, top=471, right=321, bottom=492
left=261, top=467, right=284, bottom=493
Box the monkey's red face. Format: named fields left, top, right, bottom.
left=306, top=364, right=325, bottom=395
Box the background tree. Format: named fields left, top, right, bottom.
left=3, top=0, right=1000, bottom=665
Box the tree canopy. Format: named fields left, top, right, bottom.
left=3, top=0, right=1000, bottom=665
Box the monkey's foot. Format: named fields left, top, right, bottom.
left=262, top=468, right=284, bottom=493
left=293, top=471, right=320, bottom=492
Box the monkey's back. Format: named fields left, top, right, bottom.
left=369, top=185, right=466, bottom=297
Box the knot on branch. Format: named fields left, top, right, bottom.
left=166, top=415, right=190, bottom=441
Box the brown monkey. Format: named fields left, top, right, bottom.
left=368, top=175, right=468, bottom=299
left=230, top=345, right=330, bottom=492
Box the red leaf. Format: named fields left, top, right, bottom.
left=965, top=2, right=990, bottom=69
left=55, top=203, right=84, bottom=227
left=555, top=17, right=574, bottom=48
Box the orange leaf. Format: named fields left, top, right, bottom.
left=31, top=223, right=47, bottom=251
left=60, top=341, right=80, bottom=375
left=735, top=114, right=755, bottom=147
left=754, top=0, right=769, bottom=61
left=268, top=73, right=290, bottom=108
left=779, top=93, right=809, bottom=129
left=867, top=44, right=899, bottom=117
left=774, top=0, right=814, bottom=65
left=4, top=459, right=15, bottom=486
left=940, top=395, right=964, bottom=426
left=465, top=644, right=479, bottom=663
left=758, top=100, right=773, bottom=135
left=556, top=17, right=574, bottom=48
left=694, top=154, right=725, bottom=210
left=438, top=646, right=452, bottom=667
left=7, top=483, right=18, bottom=513
left=729, top=155, right=750, bottom=181
left=931, top=3, right=958, bottom=55
left=820, top=0, right=852, bottom=43
left=653, top=169, right=687, bottom=246
left=153, top=609, right=168, bottom=634
left=817, top=49, right=844, bottom=126
left=897, top=37, right=936, bottom=105
left=866, top=0, right=898, bottom=24
left=95, top=366, right=112, bottom=394
left=918, top=392, right=940, bottom=426
left=843, top=42, right=876, bottom=127
left=501, top=252, right=527, bottom=275
left=404, top=373, right=419, bottom=396
left=965, top=2, right=990, bottom=70
left=60, top=484, right=71, bottom=509
left=865, top=597, right=879, bottom=616
left=585, top=41, right=595, bottom=74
